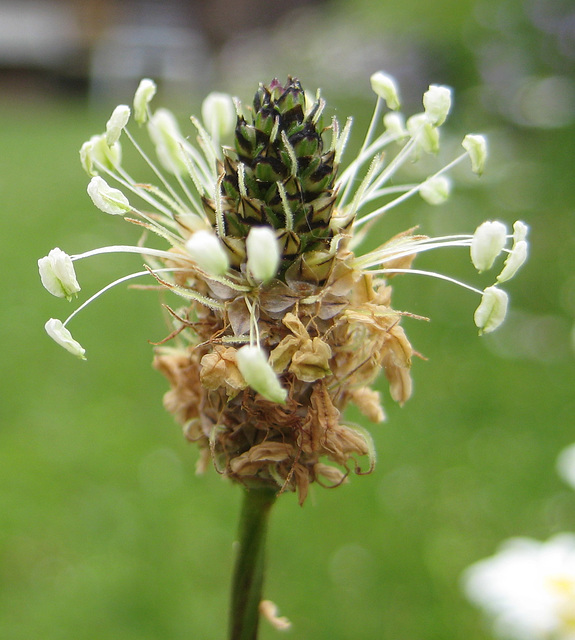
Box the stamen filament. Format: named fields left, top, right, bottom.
left=338, top=96, right=384, bottom=207
left=124, top=128, right=189, bottom=214
left=63, top=267, right=189, bottom=327
left=72, top=245, right=194, bottom=263
left=371, top=267, right=483, bottom=295
left=354, top=150, right=468, bottom=228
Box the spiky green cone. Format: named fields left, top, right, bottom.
left=202, top=77, right=340, bottom=279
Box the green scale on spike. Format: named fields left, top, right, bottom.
left=204, top=78, right=342, bottom=279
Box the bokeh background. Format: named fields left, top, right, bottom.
left=1, top=0, right=575, bottom=638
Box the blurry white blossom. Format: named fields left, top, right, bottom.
left=557, top=444, right=575, bottom=491
left=463, top=534, right=575, bottom=640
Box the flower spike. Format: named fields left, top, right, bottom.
left=39, top=73, right=527, bottom=501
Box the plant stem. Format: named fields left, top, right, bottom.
left=229, top=485, right=277, bottom=640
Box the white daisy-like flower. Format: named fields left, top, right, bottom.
left=463, top=534, right=575, bottom=640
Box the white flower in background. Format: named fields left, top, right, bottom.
left=557, top=443, right=575, bottom=490
left=463, top=534, right=575, bottom=640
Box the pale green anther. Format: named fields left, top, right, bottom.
left=513, top=220, right=529, bottom=243
left=147, top=108, right=187, bottom=175
left=105, top=105, right=131, bottom=146
left=80, top=134, right=121, bottom=176
left=38, top=248, right=81, bottom=301
left=423, top=84, right=452, bottom=127
left=471, top=220, right=507, bottom=272
left=474, top=286, right=509, bottom=334
left=185, top=229, right=230, bottom=276
left=45, top=318, right=86, bottom=359
left=370, top=71, right=401, bottom=110
left=87, top=176, right=131, bottom=215
left=463, top=134, right=487, bottom=175
left=201, top=91, right=236, bottom=140
left=497, top=240, right=528, bottom=283
left=383, top=112, right=407, bottom=138
left=133, top=78, right=157, bottom=124
left=419, top=175, right=451, bottom=205
left=407, top=113, right=440, bottom=154
left=236, top=345, right=287, bottom=404
left=246, top=226, right=280, bottom=282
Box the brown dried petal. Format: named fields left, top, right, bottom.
left=229, top=441, right=293, bottom=476
left=269, top=335, right=300, bottom=373
left=289, top=337, right=332, bottom=382
left=200, top=346, right=246, bottom=394
left=227, top=297, right=253, bottom=336
left=382, top=325, right=413, bottom=405
left=349, top=387, right=386, bottom=423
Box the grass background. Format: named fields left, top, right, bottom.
left=1, top=1, right=575, bottom=637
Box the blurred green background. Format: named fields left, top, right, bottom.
left=1, top=0, right=575, bottom=638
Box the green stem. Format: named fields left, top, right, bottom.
left=229, top=486, right=277, bottom=640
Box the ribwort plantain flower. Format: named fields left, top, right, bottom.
left=39, top=74, right=528, bottom=502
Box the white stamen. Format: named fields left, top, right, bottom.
left=39, top=248, right=81, bottom=300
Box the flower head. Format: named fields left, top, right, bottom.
left=463, top=534, right=575, bottom=640
left=39, top=74, right=527, bottom=502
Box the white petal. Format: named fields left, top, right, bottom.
left=236, top=345, right=287, bottom=404
left=185, top=230, right=229, bottom=276
left=423, top=84, right=452, bottom=127
left=370, top=71, right=401, bottom=110
left=474, top=286, right=509, bottom=334
left=471, top=220, right=508, bottom=272
left=87, top=176, right=131, bottom=215
left=105, top=105, right=131, bottom=146
left=45, top=319, right=86, bottom=359
left=38, top=248, right=81, bottom=300
left=246, top=226, right=280, bottom=282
